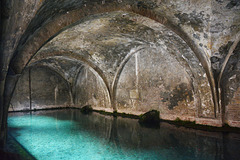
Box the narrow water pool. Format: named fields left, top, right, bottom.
left=8, top=109, right=240, bottom=160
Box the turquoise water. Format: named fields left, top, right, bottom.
left=8, top=110, right=240, bottom=160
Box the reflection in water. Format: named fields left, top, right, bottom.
left=8, top=109, right=240, bottom=160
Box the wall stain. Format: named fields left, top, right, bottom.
left=160, top=83, right=193, bottom=110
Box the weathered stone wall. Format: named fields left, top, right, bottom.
left=116, top=48, right=196, bottom=120
left=10, top=66, right=72, bottom=111
left=21, top=12, right=213, bottom=123
left=0, top=0, right=239, bottom=138
left=30, top=66, right=72, bottom=109
left=9, top=69, right=30, bottom=111
left=214, top=41, right=240, bottom=127
left=8, top=11, right=219, bottom=126
left=73, top=66, right=111, bottom=110
left=211, top=0, right=240, bottom=54
left=225, top=87, right=240, bottom=128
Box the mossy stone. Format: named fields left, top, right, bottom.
left=139, top=110, right=160, bottom=127
left=80, top=105, right=93, bottom=114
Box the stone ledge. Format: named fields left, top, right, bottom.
left=196, top=118, right=222, bottom=127
left=160, top=114, right=196, bottom=122
left=226, top=120, right=240, bottom=128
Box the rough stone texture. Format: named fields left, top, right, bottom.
left=216, top=41, right=240, bottom=127
left=0, top=0, right=43, bottom=74
left=30, top=66, right=72, bottom=109
left=18, top=12, right=214, bottom=121
left=209, top=2, right=240, bottom=128
left=211, top=0, right=240, bottom=54
left=29, top=57, right=83, bottom=85
left=116, top=47, right=197, bottom=119
left=9, top=69, right=30, bottom=111
left=73, top=66, right=111, bottom=110
left=80, top=105, right=93, bottom=114
left=0, top=0, right=44, bottom=145
left=10, top=57, right=111, bottom=111
left=4, top=0, right=219, bottom=111
left=220, top=42, right=240, bottom=101
left=139, top=110, right=160, bottom=126
left=225, top=87, right=240, bottom=128
left=1, top=0, right=240, bottom=145
left=10, top=66, right=72, bottom=111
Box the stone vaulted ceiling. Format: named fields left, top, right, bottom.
left=0, top=0, right=240, bottom=145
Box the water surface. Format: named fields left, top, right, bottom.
left=8, top=109, right=240, bottom=160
